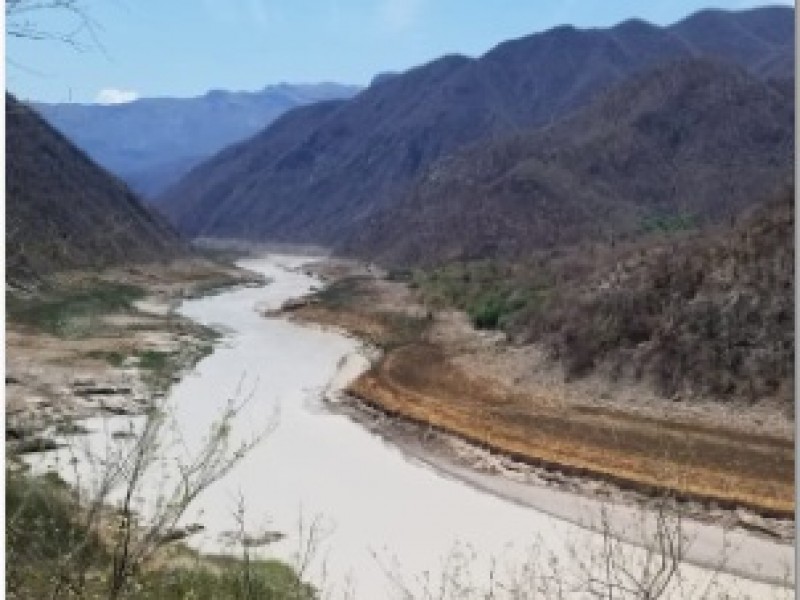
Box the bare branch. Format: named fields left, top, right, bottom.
left=6, top=0, right=104, bottom=53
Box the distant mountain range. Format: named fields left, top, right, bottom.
left=33, top=83, right=360, bottom=198
left=156, top=6, right=793, bottom=258
left=6, top=95, right=185, bottom=282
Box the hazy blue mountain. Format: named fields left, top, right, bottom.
left=157, top=6, right=793, bottom=247
left=33, top=82, right=360, bottom=198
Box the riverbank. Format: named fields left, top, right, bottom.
left=285, top=259, right=795, bottom=552
left=4, top=256, right=331, bottom=598
left=6, top=256, right=263, bottom=453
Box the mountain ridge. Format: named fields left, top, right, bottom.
left=33, top=82, right=361, bottom=198
left=157, top=6, right=794, bottom=251
left=341, top=59, right=793, bottom=264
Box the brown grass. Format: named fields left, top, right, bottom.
left=348, top=343, right=794, bottom=518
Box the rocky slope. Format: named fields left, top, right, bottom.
left=34, top=83, right=360, bottom=198
left=343, top=60, right=793, bottom=264
left=157, top=6, right=793, bottom=247
left=6, top=95, right=186, bottom=283
left=526, top=185, right=794, bottom=405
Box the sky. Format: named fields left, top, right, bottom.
left=5, top=0, right=794, bottom=104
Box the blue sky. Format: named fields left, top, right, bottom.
left=6, top=0, right=793, bottom=103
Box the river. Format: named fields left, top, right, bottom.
left=29, top=255, right=794, bottom=599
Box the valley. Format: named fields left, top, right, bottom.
left=6, top=2, right=795, bottom=598
left=22, top=256, right=795, bottom=598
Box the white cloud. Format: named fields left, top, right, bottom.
left=95, top=88, right=139, bottom=105
left=379, top=0, right=425, bottom=32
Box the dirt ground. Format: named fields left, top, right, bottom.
left=6, top=258, right=262, bottom=438
left=290, top=260, right=795, bottom=523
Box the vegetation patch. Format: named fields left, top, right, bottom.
left=137, top=349, right=172, bottom=372
left=111, top=560, right=314, bottom=599
left=413, top=260, right=550, bottom=332
left=86, top=349, right=129, bottom=367
left=135, top=349, right=182, bottom=391
left=6, top=470, right=107, bottom=598
left=7, top=281, right=146, bottom=338
left=311, top=276, right=371, bottom=310
left=6, top=470, right=312, bottom=599
left=641, top=211, right=696, bottom=234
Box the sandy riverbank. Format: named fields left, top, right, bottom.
left=318, top=385, right=794, bottom=586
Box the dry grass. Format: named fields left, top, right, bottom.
left=348, top=343, right=794, bottom=518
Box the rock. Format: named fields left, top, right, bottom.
left=280, top=297, right=310, bottom=312
left=75, top=385, right=132, bottom=396
left=54, top=421, right=90, bottom=436
left=12, top=437, right=61, bottom=454
left=6, top=425, right=33, bottom=440
left=100, top=401, right=135, bottom=416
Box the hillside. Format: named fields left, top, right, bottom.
left=34, top=83, right=360, bottom=198
left=158, top=6, right=793, bottom=246
left=410, top=183, right=793, bottom=406
left=529, top=186, right=794, bottom=404
left=343, top=60, right=793, bottom=264
left=6, top=95, right=186, bottom=283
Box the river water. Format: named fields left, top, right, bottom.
left=29, top=256, right=794, bottom=599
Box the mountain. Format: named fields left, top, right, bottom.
left=157, top=6, right=794, bottom=246
left=33, top=83, right=360, bottom=198
left=6, top=95, right=186, bottom=282
left=343, top=60, right=793, bottom=264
